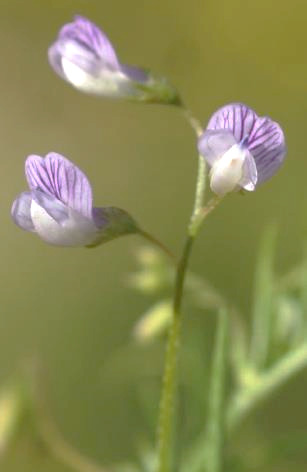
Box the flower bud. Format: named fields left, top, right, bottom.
left=49, top=16, right=181, bottom=105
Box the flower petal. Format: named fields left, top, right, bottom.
left=198, top=130, right=237, bottom=166
left=51, top=40, right=102, bottom=78
left=207, top=103, right=258, bottom=144
left=11, top=192, right=35, bottom=231
left=56, top=15, right=119, bottom=68
left=206, top=103, right=286, bottom=185
left=25, top=153, right=93, bottom=220
left=48, top=39, right=139, bottom=97
left=208, top=144, right=251, bottom=196
left=30, top=195, right=98, bottom=247
left=48, top=16, right=121, bottom=92
left=240, top=152, right=258, bottom=191
left=31, top=190, right=69, bottom=224
left=246, top=118, right=286, bottom=184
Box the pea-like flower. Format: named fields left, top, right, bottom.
left=48, top=15, right=180, bottom=105
left=11, top=153, right=137, bottom=247
left=198, top=103, right=286, bottom=196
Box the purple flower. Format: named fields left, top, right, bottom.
left=198, top=103, right=286, bottom=196
left=11, top=153, right=137, bottom=247
left=48, top=15, right=180, bottom=105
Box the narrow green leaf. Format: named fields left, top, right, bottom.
left=273, top=295, right=303, bottom=348
left=181, top=308, right=229, bottom=472
left=229, top=310, right=249, bottom=383
left=203, top=307, right=228, bottom=472
left=301, top=241, right=307, bottom=331
left=250, top=225, right=277, bottom=368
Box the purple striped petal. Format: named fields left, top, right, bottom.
left=206, top=103, right=286, bottom=185
left=245, top=116, right=286, bottom=184
left=11, top=192, right=35, bottom=231
left=25, top=153, right=93, bottom=220
left=57, top=15, right=119, bottom=68
left=48, top=16, right=121, bottom=86
left=207, top=103, right=258, bottom=144
left=48, top=16, right=182, bottom=104
left=49, top=40, right=103, bottom=79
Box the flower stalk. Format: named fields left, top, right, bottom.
left=156, top=235, right=193, bottom=472
left=156, top=128, right=223, bottom=472
left=138, top=228, right=176, bottom=263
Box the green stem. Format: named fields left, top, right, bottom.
left=204, top=308, right=228, bottom=472
left=301, top=242, right=307, bottom=328
left=157, top=141, right=221, bottom=472
left=192, top=156, right=207, bottom=217
left=181, top=108, right=203, bottom=137
left=157, top=235, right=194, bottom=472
left=189, top=195, right=222, bottom=238
left=249, top=226, right=277, bottom=368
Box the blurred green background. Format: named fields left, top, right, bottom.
left=1, top=0, right=307, bottom=471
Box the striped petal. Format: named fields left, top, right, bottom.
left=206, top=103, right=286, bottom=185
left=57, top=15, right=119, bottom=68
left=25, top=153, right=93, bottom=220
left=245, top=116, right=286, bottom=184
left=207, top=103, right=258, bottom=143
left=48, top=16, right=121, bottom=90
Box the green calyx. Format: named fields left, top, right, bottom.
left=87, top=207, right=139, bottom=248
left=134, top=74, right=182, bottom=106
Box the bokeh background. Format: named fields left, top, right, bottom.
left=1, top=0, right=307, bottom=471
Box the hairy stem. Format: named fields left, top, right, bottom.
left=181, top=108, right=203, bottom=137
left=156, top=141, right=223, bottom=471
left=157, top=235, right=194, bottom=472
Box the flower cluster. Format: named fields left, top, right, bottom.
left=11, top=15, right=287, bottom=245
